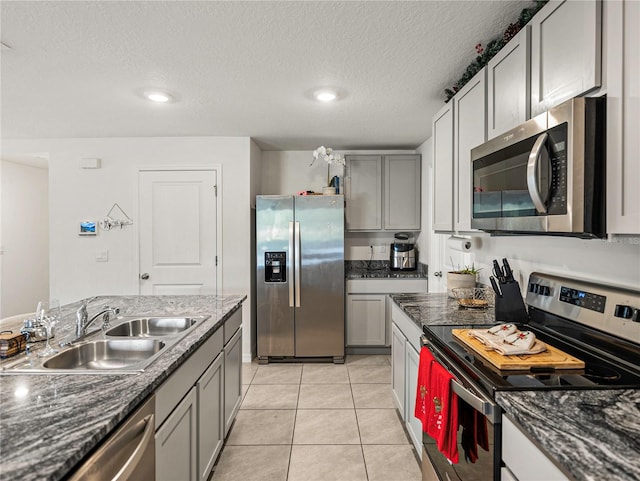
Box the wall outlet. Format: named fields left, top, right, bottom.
left=95, top=250, right=109, bottom=262
left=377, top=244, right=388, bottom=255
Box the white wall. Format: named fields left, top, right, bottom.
left=249, top=140, right=262, bottom=359
left=0, top=160, right=49, bottom=316
left=2, top=137, right=256, bottom=356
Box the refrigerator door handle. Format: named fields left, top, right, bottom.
left=288, top=221, right=294, bottom=307
left=295, top=221, right=301, bottom=307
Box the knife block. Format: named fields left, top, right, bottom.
left=495, top=281, right=529, bottom=323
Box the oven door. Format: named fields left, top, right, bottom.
left=421, top=336, right=501, bottom=481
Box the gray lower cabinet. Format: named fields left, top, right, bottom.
left=155, top=310, right=242, bottom=481
left=156, top=388, right=198, bottom=481
left=224, top=326, right=242, bottom=436
left=391, top=322, right=406, bottom=414
left=347, top=294, right=386, bottom=346
left=404, top=342, right=422, bottom=455
left=198, top=352, right=224, bottom=481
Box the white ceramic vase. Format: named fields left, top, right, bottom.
left=322, top=186, right=336, bottom=195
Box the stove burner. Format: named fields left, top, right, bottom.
left=584, top=363, right=621, bottom=383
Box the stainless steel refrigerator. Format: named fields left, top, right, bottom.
left=256, top=195, right=345, bottom=363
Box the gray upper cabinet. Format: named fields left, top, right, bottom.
left=346, top=154, right=421, bottom=232
left=530, top=0, right=602, bottom=116
left=432, top=102, right=455, bottom=232
left=454, top=68, right=486, bottom=232
left=487, top=25, right=531, bottom=139
left=385, top=155, right=421, bottom=231
left=345, top=155, right=383, bottom=230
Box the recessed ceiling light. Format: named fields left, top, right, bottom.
left=144, top=90, right=173, bottom=103
left=314, top=89, right=338, bottom=103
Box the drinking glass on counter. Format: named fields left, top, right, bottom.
left=36, top=299, right=60, bottom=357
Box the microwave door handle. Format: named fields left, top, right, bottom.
left=527, top=132, right=549, bottom=214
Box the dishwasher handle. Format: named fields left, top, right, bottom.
left=113, top=413, right=155, bottom=481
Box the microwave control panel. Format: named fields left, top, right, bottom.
left=547, top=124, right=568, bottom=215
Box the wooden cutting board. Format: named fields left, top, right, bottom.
left=452, top=328, right=585, bottom=371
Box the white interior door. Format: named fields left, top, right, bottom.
left=139, top=170, right=217, bottom=295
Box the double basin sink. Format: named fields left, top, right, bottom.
left=3, top=316, right=209, bottom=374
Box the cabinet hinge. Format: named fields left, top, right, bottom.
left=214, top=185, right=218, bottom=197
left=215, top=255, right=218, bottom=266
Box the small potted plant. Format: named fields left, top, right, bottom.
left=447, top=264, right=481, bottom=297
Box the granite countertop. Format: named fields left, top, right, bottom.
left=389, top=292, right=497, bottom=326
left=345, top=260, right=429, bottom=279
left=497, top=390, right=640, bottom=481
left=388, top=293, right=640, bottom=481
left=0, top=294, right=246, bottom=481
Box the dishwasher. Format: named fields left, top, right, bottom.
left=67, top=395, right=155, bottom=481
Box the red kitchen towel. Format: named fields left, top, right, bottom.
left=459, top=399, right=490, bottom=463
left=415, top=347, right=436, bottom=430
left=426, top=361, right=459, bottom=464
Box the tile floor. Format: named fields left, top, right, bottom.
left=211, top=355, right=422, bottom=481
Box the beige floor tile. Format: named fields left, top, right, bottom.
left=348, top=364, right=391, bottom=384
left=226, top=409, right=296, bottom=445
left=211, top=445, right=290, bottom=481
left=242, top=361, right=258, bottom=384
left=357, top=409, right=410, bottom=445
left=301, top=364, right=350, bottom=384
left=288, top=445, right=367, bottom=481
left=293, top=409, right=360, bottom=444
left=345, top=354, right=391, bottom=366
left=363, top=445, right=422, bottom=481
left=252, top=364, right=302, bottom=384
left=241, top=384, right=299, bottom=409
left=351, top=383, right=395, bottom=408
left=298, top=384, right=354, bottom=409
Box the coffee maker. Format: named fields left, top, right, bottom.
left=390, top=233, right=417, bottom=270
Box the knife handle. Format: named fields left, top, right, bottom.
left=502, top=258, right=514, bottom=282
left=490, top=276, right=503, bottom=297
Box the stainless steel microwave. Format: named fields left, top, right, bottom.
left=471, top=96, right=605, bottom=238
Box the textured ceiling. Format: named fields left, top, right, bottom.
left=1, top=1, right=531, bottom=151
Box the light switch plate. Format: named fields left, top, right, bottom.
left=95, top=250, right=109, bottom=262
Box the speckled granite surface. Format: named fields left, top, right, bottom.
left=389, top=292, right=497, bottom=326
left=345, top=260, right=428, bottom=279
left=388, top=293, right=640, bottom=481
left=0, top=294, right=245, bottom=481
left=497, top=390, right=640, bottom=481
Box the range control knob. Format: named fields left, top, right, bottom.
left=614, top=304, right=634, bottom=319
left=539, top=286, right=551, bottom=296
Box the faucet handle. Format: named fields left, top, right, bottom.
left=76, top=303, right=88, bottom=322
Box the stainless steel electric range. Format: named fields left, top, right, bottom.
left=420, top=272, right=640, bottom=481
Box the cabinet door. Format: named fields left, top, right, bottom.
left=345, top=155, right=383, bottom=230
left=454, top=68, right=486, bottom=232
left=391, top=322, right=406, bottom=415
left=346, top=294, right=386, bottom=346
left=156, top=387, right=197, bottom=481
left=487, top=26, right=531, bottom=138
left=224, top=327, right=242, bottom=436
left=404, top=342, right=422, bottom=459
left=432, top=102, right=455, bottom=232
left=606, top=0, right=640, bottom=234
left=384, top=155, right=421, bottom=230
left=197, top=352, right=224, bottom=481
left=530, top=0, right=602, bottom=116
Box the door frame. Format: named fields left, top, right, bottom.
left=135, top=164, right=223, bottom=295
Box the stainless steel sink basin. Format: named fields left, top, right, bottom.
left=42, top=339, right=165, bottom=371
left=105, top=317, right=199, bottom=337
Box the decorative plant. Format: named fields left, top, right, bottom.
left=444, top=0, right=548, bottom=102
left=311, top=146, right=345, bottom=186
left=450, top=261, right=482, bottom=275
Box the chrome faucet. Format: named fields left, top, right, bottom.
left=76, top=304, right=120, bottom=337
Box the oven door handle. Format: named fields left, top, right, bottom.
left=450, top=380, right=493, bottom=417
left=527, top=132, right=549, bottom=214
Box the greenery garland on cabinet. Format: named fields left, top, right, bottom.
left=444, top=0, right=548, bottom=102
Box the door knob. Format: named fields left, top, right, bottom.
left=140, top=273, right=150, bottom=280
left=434, top=271, right=442, bottom=277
